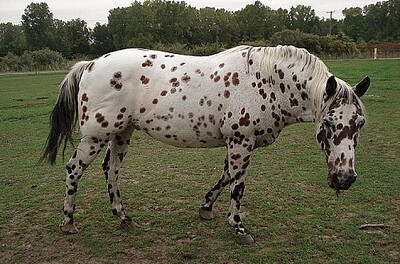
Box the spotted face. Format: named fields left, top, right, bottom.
left=316, top=76, right=370, bottom=191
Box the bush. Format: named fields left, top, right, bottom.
left=270, top=29, right=322, bottom=54
left=189, top=43, right=227, bottom=56
left=0, top=48, right=67, bottom=72
left=0, top=52, right=24, bottom=71
left=269, top=29, right=360, bottom=57
left=357, top=42, right=400, bottom=58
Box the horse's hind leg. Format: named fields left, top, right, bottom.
left=199, top=155, right=230, bottom=220
left=61, top=136, right=105, bottom=233
left=102, top=126, right=137, bottom=228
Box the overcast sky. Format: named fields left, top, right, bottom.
left=0, top=0, right=380, bottom=28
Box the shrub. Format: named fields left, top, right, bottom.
left=0, top=48, right=67, bottom=72
left=0, top=52, right=24, bottom=71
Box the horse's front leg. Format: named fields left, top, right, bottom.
left=102, top=126, right=138, bottom=229
left=226, top=137, right=255, bottom=245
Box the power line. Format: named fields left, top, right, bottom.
left=326, top=11, right=335, bottom=35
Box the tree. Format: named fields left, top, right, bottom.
left=0, top=23, right=27, bottom=56
left=64, top=19, right=91, bottom=57
left=52, top=19, right=71, bottom=57
left=91, top=23, right=116, bottom=56
left=108, top=1, right=156, bottom=48
left=288, top=5, right=321, bottom=34
left=234, top=1, right=271, bottom=41
left=149, top=0, right=195, bottom=44
left=191, top=7, right=237, bottom=45
left=21, top=2, right=56, bottom=50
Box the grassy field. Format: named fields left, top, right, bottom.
left=0, top=59, right=399, bottom=263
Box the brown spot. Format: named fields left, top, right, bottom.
left=290, top=98, right=299, bottom=107
left=231, top=124, right=239, bottom=130
left=214, top=75, right=221, bottom=82
left=150, top=54, right=157, bottom=59
left=139, top=75, right=150, bottom=85
left=120, top=107, right=126, bottom=113
left=161, top=91, right=168, bottom=96
left=224, top=90, right=230, bottom=98
left=239, top=113, right=250, bottom=126
left=278, top=69, right=284, bottom=79
left=232, top=72, right=240, bottom=86
left=115, top=83, right=122, bottom=90
left=280, top=83, right=285, bottom=93
left=161, top=64, right=166, bottom=69
left=141, top=77, right=149, bottom=85
left=171, top=66, right=177, bottom=72
left=181, top=74, right=191, bottom=83
left=261, top=105, right=266, bottom=111
left=140, top=108, right=146, bottom=113
left=271, top=92, right=276, bottom=101
left=95, top=113, right=104, bottom=123
left=231, top=153, right=241, bottom=160
left=142, top=59, right=153, bottom=67
left=219, top=63, right=225, bottom=68
left=152, top=99, right=158, bottom=104
left=182, top=95, right=187, bottom=101
left=101, top=121, right=109, bottom=128
left=81, top=93, right=89, bottom=102
left=114, top=72, right=122, bottom=79
left=117, top=114, right=123, bottom=120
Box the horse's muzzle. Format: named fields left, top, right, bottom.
left=328, top=172, right=357, bottom=191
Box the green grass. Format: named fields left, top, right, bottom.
left=0, top=59, right=399, bottom=263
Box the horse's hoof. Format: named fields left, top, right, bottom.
left=121, top=218, right=140, bottom=229
left=199, top=207, right=214, bottom=220
left=60, top=223, right=78, bottom=234
left=235, top=233, right=255, bottom=245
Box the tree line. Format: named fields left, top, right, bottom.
left=1, top=0, right=399, bottom=71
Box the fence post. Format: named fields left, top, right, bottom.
left=374, top=48, right=378, bottom=60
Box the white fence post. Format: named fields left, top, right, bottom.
left=374, top=48, right=378, bottom=60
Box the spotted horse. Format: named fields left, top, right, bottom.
left=40, top=45, right=370, bottom=245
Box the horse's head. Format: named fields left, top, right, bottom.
left=316, top=75, right=370, bottom=191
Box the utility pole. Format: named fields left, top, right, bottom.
left=326, top=11, right=335, bottom=35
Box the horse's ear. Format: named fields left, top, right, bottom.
left=326, top=75, right=337, bottom=99
left=354, top=76, right=370, bottom=97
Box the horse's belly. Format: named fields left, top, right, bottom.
left=135, top=108, right=225, bottom=148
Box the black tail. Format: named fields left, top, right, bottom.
left=40, top=61, right=89, bottom=165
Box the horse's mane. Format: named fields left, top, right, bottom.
left=233, top=45, right=366, bottom=122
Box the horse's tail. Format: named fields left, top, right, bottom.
left=40, top=61, right=90, bottom=165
